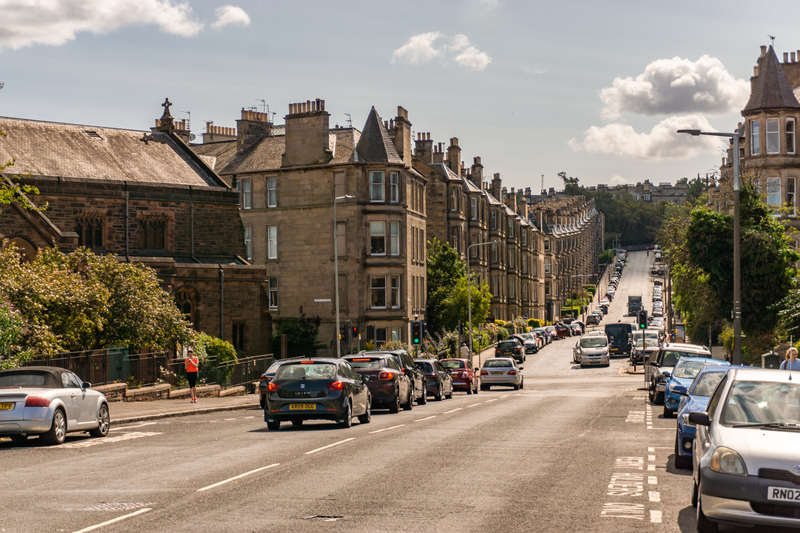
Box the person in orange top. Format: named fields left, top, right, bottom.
left=184, top=348, right=199, bottom=403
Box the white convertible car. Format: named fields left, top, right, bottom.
left=0, top=366, right=110, bottom=445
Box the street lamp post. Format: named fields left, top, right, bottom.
left=334, top=194, right=354, bottom=358
left=678, top=127, right=744, bottom=364
left=570, top=273, right=596, bottom=326
left=467, top=240, right=498, bottom=367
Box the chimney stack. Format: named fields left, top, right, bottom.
left=236, top=108, right=273, bottom=153
left=470, top=156, right=483, bottom=189
left=282, top=98, right=331, bottom=166
left=391, top=106, right=412, bottom=166
left=446, top=137, right=461, bottom=173
left=414, top=132, right=433, bottom=164
left=492, top=173, right=502, bottom=200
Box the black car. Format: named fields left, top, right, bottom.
left=414, top=359, right=453, bottom=401
left=264, top=358, right=371, bottom=430
left=360, top=350, right=426, bottom=406
left=344, top=354, right=413, bottom=412
left=495, top=338, right=525, bottom=362
left=258, top=359, right=291, bottom=408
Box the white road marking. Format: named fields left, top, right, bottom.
left=368, top=425, right=404, bottom=435
left=414, top=416, right=436, bottom=422
left=196, top=463, right=280, bottom=492
left=72, top=508, right=152, bottom=533
left=224, top=418, right=236, bottom=421
left=109, top=422, right=157, bottom=432
left=305, top=438, right=356, bottom=454
left=244, top=416, right=254, bottom=419
left=648, top=455, right=656, bottom=462
left=484, top=399, right=498, bottom=403
left=647, top=464, right=656, bottom=471
left=607, top=473, right=643, bottom=496
left=616, top=457, right=644, bottom=470
left=600, top=502, right=644, bottom=520
left=649, top=510, right=662, bottom=523
left=649, top=491, right=661, bottom=502
left=648, top=476, right=657, bottom=485
left=444, top=408, right=462, bottom=414
left=648, top=447, right=655, bottom=452
left=56, top=432, right=161, bottom=449
left=500, top=394, right=510, bottom=398
left=466, top=403, right=481, bottom=408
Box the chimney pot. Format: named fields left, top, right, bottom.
left=761, top=45, right=767, bottom=57
left=792, top=52, right=797, bottom=63
left=784, top=52, right=789, bottom=63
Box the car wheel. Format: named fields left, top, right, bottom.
left=663, top=404, right=673, bottom=418
left=691, top=478, right=699, bottom=507
left=513, top=383, right=520, bottom=391
left=339, top=401, right=353, bottom=428
left=43, top=408, right=66, bottom=445
left=402, top=387, right=414, bottom=411
left=259, top=394, right=266, bottom=409
left=474, top=381, right=479, bottom=394
left=445, top=388, right=453, bottom=399
left=291, top=419, right=304, bottom=427
left=389, top=388, right=400, bottom=413
left=435, top=381, right=444, bottom=401
left=89, top=403, right=110, bottom=438
left=466, top=384, right=473, bottom=395
left=520, top=379, right=524, bottom=390
left=648, top=385, right=657, bottom=403
left=675, top=450, right=691, bottom=470
left=10, top=434, right=27, bottom=445
left=358, top=397, right=371, bottom=424
left=696, top=494, right=718, bottom=533
left=480, top=385, right=489, bottom=392
left=655, top=391, right=664, bottom=405
left=418, top=382, right=427, bottom=405
left=267, top=420, right=281, bottom=431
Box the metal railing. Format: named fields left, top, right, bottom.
left=165, top=353, right=274, bottom=389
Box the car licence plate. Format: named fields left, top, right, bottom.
left=0, top=403, right=13, bottom=410
left=491, top=372, right=504, bottom=375
left=289, top=403, right=316, bottom=410
left=768, top=486, right=800, bottom=502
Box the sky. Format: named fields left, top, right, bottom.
left=1, top=0, right=799, bottom=192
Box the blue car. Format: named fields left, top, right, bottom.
left=663, top=356, right=729, bottom=418
left=673, top=365, right=735, bottom=469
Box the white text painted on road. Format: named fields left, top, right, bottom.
left=606, top=473, right=643, bottom=497
left=600, top=503, right=644, bottom=520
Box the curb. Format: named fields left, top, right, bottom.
left=111, top=401, right=261, bottom=425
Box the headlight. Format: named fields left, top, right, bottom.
left=680, top=413, right=696, bottom=428
left=709, top=446, right=747, bottom=476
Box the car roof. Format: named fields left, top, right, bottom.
left=585, top=331, right=606, bottom=337
left=677, top=356, right=727, bottom=365
left=359, top=350, right=408, bottom=357
left=414, top=358, right=439, bottom=363
left=661, top=343, right=710, bottom=354
left=729, top=367, right=788, bottom=382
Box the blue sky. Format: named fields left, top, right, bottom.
left=2, top=0, right=799, bottom=191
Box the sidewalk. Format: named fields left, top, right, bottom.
left=109, top=394, right=260, bottom=425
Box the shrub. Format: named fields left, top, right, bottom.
left=194, top=333, right=238, bottom=386
left=495, top=320, right=507, bottom=328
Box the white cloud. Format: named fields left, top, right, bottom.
left=609, top=175, right=627, bottom=186
left=568, top=115, right=723, bottom=161
left=0, top=0, right=203, bottom=50
left=392, top=32, right=491, bottom=72
left=211, top=5, right=250, bottom=30
left=599, top=55, right=749, bottom=120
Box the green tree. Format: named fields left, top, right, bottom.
left=194, top=332, right=238, bottom=385
left=684, top=176, right=708, bottom=205
left=271, top=307, right=324, bottom=359
left=426, top=238, right=466, bottom=333
left=439, top=276, right=492, bottom=332
left=0, top=301, right=33, bottom=369
left=558, top=171, right=581, bottom=196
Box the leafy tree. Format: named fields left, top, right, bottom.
left=0, top=301, right=33, bottom=369
left=271, top=307, right=323, bottom=359
left=194, top=332, right=238, bottom=384
left=684, top=176, right=708, bottom=205
left=426, top=238, right=466, bottom=333
left=439, top=276, right=493, bottom=332
left=558, top=171, right=581, bottom=196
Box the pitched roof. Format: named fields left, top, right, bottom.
left=0, top=117, right=224, bottom=187
left=743, top=46, right=800, bottom=113
left=355, top=107, right=404, bottom=165
left=192, top=128, right=360, bottom=175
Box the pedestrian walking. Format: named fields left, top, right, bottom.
left=780, top=347, right=800, bottom=371
left=185, top=348, right=199, bottom=403
left=460, top=342, right=470, bottom=359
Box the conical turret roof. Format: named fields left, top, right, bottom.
left=743, top=46, right=800, bottom=114
left=355, top=107, right=404, bottom=164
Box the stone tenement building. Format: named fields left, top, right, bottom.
left=0, top=101, right=272, bottom=356
left=588, top=180, right=689, bottom=204
left=192, top=101, right=428, bottom=352
left=711, top=44, right=800, bottom=252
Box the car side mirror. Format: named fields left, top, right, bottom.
left=688, top=411, right=710, bottom=426
left=518, top=366, right=524, bottom=370
left=403, top=368, right=408, bottom=375
left=360, top=375, right=369, bottom=383
left=82, top=382, right=91, bottom=389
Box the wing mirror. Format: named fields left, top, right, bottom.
left=82, top=382, right=92, bottom=389
left=672, top=384, right=688, bottom=396
left=688, top=411, right=710, bottom=426
left=360, top=375, right=370, bottom=383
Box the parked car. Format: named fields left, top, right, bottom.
left=673, top=365, right=735, bottom=469
left=496, top=338, right=525, bottom=362
left=259, top=359, right=291, bottom=408
left=569, top=323, right=582, bottom=336
left=0, top=367, right=110, bottom=446
left=645, top=343, right=711, bottom=404
left=364, top=349, right=426, bottom=406
left=586, top=313, right=602, bottom=326
left=514, top=333, right=540, bottom=354
left=543, top=326, right=557, bottom=342
left=573, top=334, right=610, bottom=367
left=532, top=327, right=551, bottom=345
left=479, top=358, right=523, bottom=390
left=553, top=323, right=572, bottom=339
left=530, top=330, right=546, bottom=350
left=691, top=368, right=800, bottom=532
left=439, top=358, right=479, bottom=394
left=414, top=359, right=453, bottom=401
left=264, top=358, right=370, bottom=430
left=344, top=354, right=415, bottom=412
left=663, top=357, right=728, bottom=418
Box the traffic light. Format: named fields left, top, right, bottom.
left=340, top=325, right=349, bottom=343
left=638, top=309, right=648, bottom=329
left=412, top=321, right=422, bottom=345
left=352, top=325, right=358, bottom=339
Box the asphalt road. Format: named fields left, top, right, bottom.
left=0, top=252, right=777, bottom=532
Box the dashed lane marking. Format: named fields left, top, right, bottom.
left=305, top=438, right=356, bottom=454
left=72, top=508, right=152, bottom=533
left=647, top=464, right=656, bottom=471
left=500, top=394, right=510, bottom=398
left=444, top=408, right=462, bottom=414
left=196, top=463, right=280, bottom=492
left=414, top=416, right=435, bottom=422
left=244, top=416, right=254, bottom=419
left=648, top=455, right=656, bottom=462
left=649, top=491, right=661, bottom=502
left=109, top=422, right=157, bottom=432
left=648, top=476, right=657, bottom=485
left=650, top=510, right=662, bottom=523
left=466, top=403, right=481, bottom=408
left=368, top=425, right=404, bottom=435
left=484, top=399, right=498, bottom=403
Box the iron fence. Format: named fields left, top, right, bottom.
left=165, top=353, right=274, bottom=389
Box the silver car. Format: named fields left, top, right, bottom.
left=573, top=335, right=610, bottom=367
left=690, top=368, right=800, bottom=531
left=479, top=358, right=523, bottom=390
left=0, top=366, right=110, bottom=446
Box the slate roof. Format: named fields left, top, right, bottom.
left=192, top=128, right=360, bottom=175
left=356, top=107, right=404, bottom=164
left=0, top=117, right=224, bottom=187
left=743, top=46, right=800, bottom=113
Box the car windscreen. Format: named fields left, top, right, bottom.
left=0, top=371, right=60, bottom=388
left=672, top=360, right=707, bottom=380
left=721, top=381, right=800, bottom=426
left=661, top=351, right=687, bottom=367
left=692, top=371, right=726, bottom=397
left=440, top=360, right=465, bottom=369
left=415, top=362, right=433, bottom=372
left=484, top=359, right=513, bottom=368
left=581, top=337, right=608, bottom=348
left=275, top=363, right=336, bottom=380
left=346, top=358, right=386, bottom=369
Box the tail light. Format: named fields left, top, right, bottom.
left=481, top=370, right=488, bottom=376
left=378, top=371, right=394, bottom=380
left=513, top=348, right=520, bottom=354
left=267, top=382, right=279, bottom=392
left=328, top=381, right=344, bottom=391
left=25, top=396, right=50, bottom=407
left=508, top=371, right=517, bottom=376
left=259, top=375, right=269, bottom=382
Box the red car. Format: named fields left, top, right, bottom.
left=439, top=358, right=479, bottom=394
left=553, top=324, right=572, bottom=339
